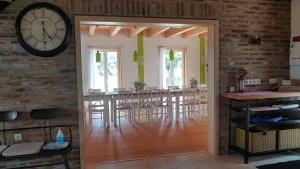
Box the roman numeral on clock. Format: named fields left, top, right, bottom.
left=24, top=35, right=33, bottom=41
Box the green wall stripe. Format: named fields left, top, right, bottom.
left=137, top=32, right=144, bottom=57
left=137, top=32, right=144, bottom=82
left=200, top=37, right=206, bottom=84
left=138, top=64, right=144, bottom=82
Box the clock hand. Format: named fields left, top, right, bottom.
left=44, top=29, right=53, bottom=40
left=42, top=31, right=46, bottom=48
left=41, top=21, right=47, bottom=47
left=41, top=21, right=53, bottom=40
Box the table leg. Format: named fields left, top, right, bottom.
left=175, top=94, right=180, bottom=121
left=167, top=95, right=173, bottom=120
left=110, top=97, right=113, bottom=122
left=104, top=98, right=109, bottom=127
left=113, top=99, right=117, bottom=127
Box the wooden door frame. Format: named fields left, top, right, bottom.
left=75, top=16, right=219, bottom=169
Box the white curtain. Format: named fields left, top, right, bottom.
left=159, top=47, right=166, bottom=89
left=88, top=48, right=101, bottom=90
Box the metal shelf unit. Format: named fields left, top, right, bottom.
left=228, top=96, right=300, bottom=164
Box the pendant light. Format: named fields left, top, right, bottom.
left=96, top=51, right=101, bottom=62
left=169, top=50, right=174, bottom=61
left=133, top=50, right=138, bottom=62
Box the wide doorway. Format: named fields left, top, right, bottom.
left=75, top=16, right=219, bottom=168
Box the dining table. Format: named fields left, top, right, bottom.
left=84, top=88, right=208, bottom=127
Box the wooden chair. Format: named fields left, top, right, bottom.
left=182, top=88, right=199, bottom=119
left=182, top=87, right=207, bottom=119
left=134, top=89, right=156, bottom=123
left=168, top=86, right=179, bottom=90
left=88, top=89, right=106, bottom=126
left=168, top=85, right=181, bottom=114
left=114, top=90, right=135, bottom=126
left=113, top=88, right=126, bottom=92
left=198, top=87, right=208, bottom=117
left=152, top=89, right=172, bottom=120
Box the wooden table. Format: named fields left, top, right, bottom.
left=84, top=91, right=173, bottom=127
left=84, top=88, right=208, bottom=127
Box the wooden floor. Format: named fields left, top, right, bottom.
left=86, top=152, right=253, bottom=169
left=84, top=115, right=208, bottom=164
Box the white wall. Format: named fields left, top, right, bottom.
left=290, top=0, right=300, bottom=79
left=81, top=30, right=200, bottom=92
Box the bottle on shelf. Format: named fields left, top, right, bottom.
left=238, top=69, right=247, bottom=93
left=56, top=128, right=64, bottom=145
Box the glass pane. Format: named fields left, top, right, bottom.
left=106, top=51, right=118, bottom=92
left=173, top=51, right=183, bottom=88
left=95, top=51, right=105, bottom=91
left=162, top=49, right=171, bottom=89
left=162, top=49, right=184, bottom=89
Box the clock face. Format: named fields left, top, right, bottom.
left=20, top=8, right=66, bottom=51
left=16, top=3, right=72, bottom=57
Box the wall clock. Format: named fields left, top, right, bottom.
left=15, top=2, right=72, bottom=57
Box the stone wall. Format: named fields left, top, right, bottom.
left=0, top=0, right=291, bottom=168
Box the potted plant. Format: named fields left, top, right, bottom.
left=134, top=81, right=145, bottom=91
left=189, top=78, right=198, bottom=88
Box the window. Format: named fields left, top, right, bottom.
left=160, top=48, right=185, bottom=89
left=90, top=48, right=120, bottom=92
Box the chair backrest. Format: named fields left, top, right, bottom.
left=115, top=90, right=133, bottom=106
left=113, top=88, right=126, bottom=92
left=137, top=89, right=154, bottom=107
left=30, top=108, right=64, bottom=143
left=168, top=86, right=179, bottom=90
left=30, top=108, right=63, bottom=120
left=155, top=89, right=170, bottom=105
left=0, top=111, right=18, bottom=122
left=88, top=89, right=103, bottom=97
left=183, top=88, right=198, bottom=102
left=88, top=89, right=105, bottom=106
left=0, top=111, right=18, bottom=145
left=198, top=86, right=208, bottom=102
left=144, top=86, right=158, bottom=91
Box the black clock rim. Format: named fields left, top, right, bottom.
left=15, top=2, right=72, bottom=57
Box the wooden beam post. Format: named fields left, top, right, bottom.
left=128, top=27, right=146, bottom=37
left=88, top=25, right=97, bottom=36
left=182, top=27, right=208, bottom=38
left=110, top=26, right=122, bottom=37
left=147, top=27, right=170, bottom=38
left=164, top=27, right=196, bottom=38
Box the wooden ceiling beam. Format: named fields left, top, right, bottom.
left=128, top=27, right=146, bottom=37
left=110, top=26, right=122, bottom=37
left=164, top=27, right=196, bottom=38
left=147, top=27, right=170, bottom=38
left=96, top=26, right=111, bottom=30
left=89, top=25, right=97, bottom=36
left=182, top=27, right=208, bottom=38
left=199, top=32, right=208, bottom=38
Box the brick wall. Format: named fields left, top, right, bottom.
left=0, top=0, right=291, bottom=168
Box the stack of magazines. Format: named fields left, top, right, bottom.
left=272, top=104, right=299, bottom=110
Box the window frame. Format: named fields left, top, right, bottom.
left=94, top=47, right=121, bottom=92
left=161, top=47, right=187, bottom=88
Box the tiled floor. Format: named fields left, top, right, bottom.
left=86, top=152, right=256, bottom=169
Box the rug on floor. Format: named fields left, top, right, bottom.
left=257, top=160, right=300, bottom=169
